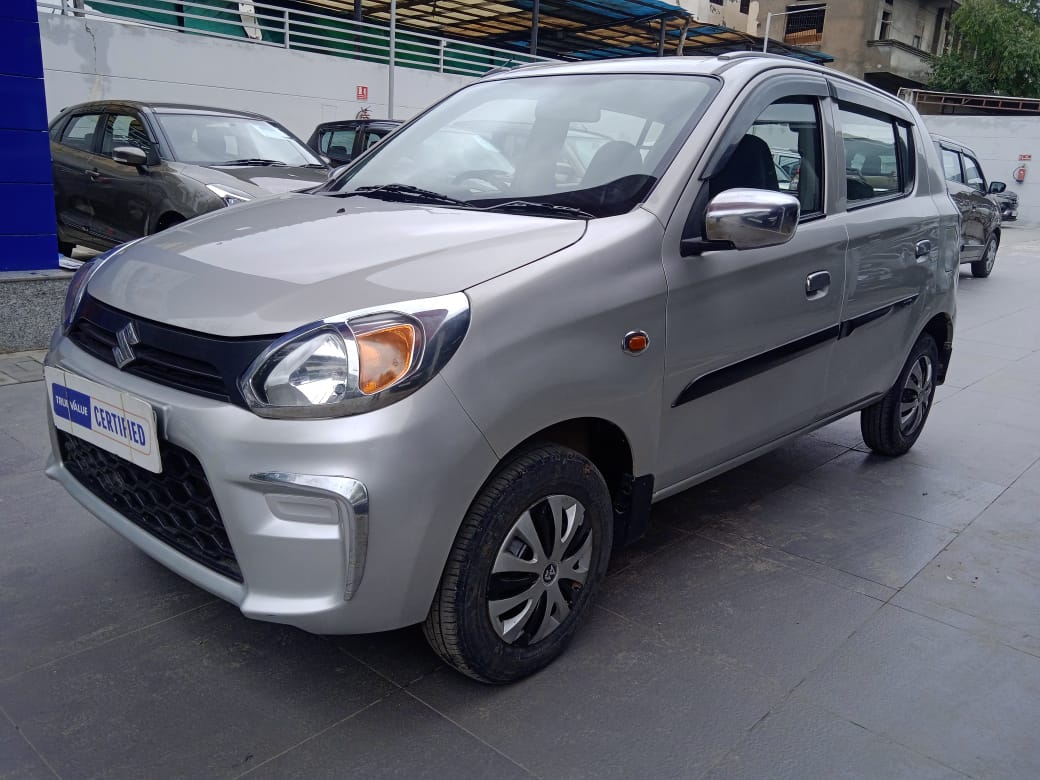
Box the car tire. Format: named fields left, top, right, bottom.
left=58, top=240, right=76, bottom=258
left=971, top=235, right=997, bottom=278
left=423, top=443, right=613, bottom=683
left=860, top=333, right=939, bottom=457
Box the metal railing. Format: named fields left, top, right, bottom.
left=38, top=0, right=554, bottom=78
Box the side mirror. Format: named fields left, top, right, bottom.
left=989, top=180, right=1007, bottom=193
left=682, top=189, right=800, bottom=255
left=112, top=145, right=148, bottom=168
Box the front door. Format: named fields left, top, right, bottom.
left=90, top=111, right=158, bottom=245
left=52, top=112, right=105, bottom=246
left=940, top=145, right=986, bottom=261
left=657, top=79, right=847, bottom=491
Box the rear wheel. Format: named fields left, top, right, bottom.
left=423, top=444, right=613, bottom=683
left=971, top=235, right=997, bottom=278
left=861, top=333, right=938, bottom=456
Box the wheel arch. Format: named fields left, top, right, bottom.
left=921, top=312, right=954, bottom=384
left=497, top=417, right=653, bottom=547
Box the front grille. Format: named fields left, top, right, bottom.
left=58, top=431, right=243, bottom=582
left=68, top=295, right=274, bottom=405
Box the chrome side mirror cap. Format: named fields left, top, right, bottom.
left=704, top=188, right=800, bottom=251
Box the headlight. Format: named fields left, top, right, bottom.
left=206, top=183, right=253, bottom=207
left=240, top=293, right=469, bottom=419
left=61, top=240, right=142, bottom=333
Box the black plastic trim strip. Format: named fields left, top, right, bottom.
left=674, top=325, right=840, bottom=407
left=838, top=294, right=918, bottom=339
left=674, top=294, right=919, bottom=408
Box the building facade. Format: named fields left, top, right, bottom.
left=757, top=0, right=957, bottom=90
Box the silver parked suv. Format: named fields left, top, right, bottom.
left=45, top=54, right=958, bottom=683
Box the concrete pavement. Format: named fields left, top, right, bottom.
left=2, top=227, right=1040, bottom=778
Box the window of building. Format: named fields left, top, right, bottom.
left=710, top=0, right=723, bottom=5
left=740, top=0, right=751, bottom=12
left=839, top=103, right=914, bottom=205
left=879, top=10, right=891, bottom=39
left=784, top=4, right=826, bottom=45
left=912, top=34, right=922, bottom=48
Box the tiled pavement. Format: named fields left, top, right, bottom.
left=3, top=228, right=1040, bottom=778
left=0, top=351, right=45, bottom=386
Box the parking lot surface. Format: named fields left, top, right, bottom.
left=3, top=228, right=1040, bottom=779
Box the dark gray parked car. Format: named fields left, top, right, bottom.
left=50, top=100, right=329, bottom=257
left=932, top=134, right=1004, bottom=278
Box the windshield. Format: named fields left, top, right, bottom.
left=327, top=74, right=717, bottom=218
left=158, top=113, right=323, bottom=167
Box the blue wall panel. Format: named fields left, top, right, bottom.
left=0, top=0, right=57, bottom=272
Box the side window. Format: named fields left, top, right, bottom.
left=962, top=155, right=985, bottom=192
left=838, top=103, right=907, bottom=204
left=941, top=147, right=963, bottom=183
left=711, top=96, right=823, bottom=217
left=326, top=129, right=357, bottom=158
left=364, top=131, right=386, bottom=150
left=59, top=114, right=103, bottom=153
left=100, top=113, right=154, bottom=157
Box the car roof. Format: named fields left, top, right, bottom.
left=58, top=100, right=275, bottom=121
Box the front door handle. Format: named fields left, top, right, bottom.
left=806, top=270, right=830, bottom=297
left=915, top=240, right=932, bottom=258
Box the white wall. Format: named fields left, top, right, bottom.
left=925, top=115, right=1040, bottom=225
left=38, top=11, right=476, bottom=138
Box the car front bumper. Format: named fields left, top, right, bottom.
left=44, top=334, right=499, bottom=634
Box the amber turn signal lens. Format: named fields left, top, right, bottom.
left=357, top=324, right=416, bottom=394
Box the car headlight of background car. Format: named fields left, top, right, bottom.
left=240, top=293, right=470, bottom=419
left=62, top=239, right=143, bottom=333
left=206, top=183, right=253, bottom=207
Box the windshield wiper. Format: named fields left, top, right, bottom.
left=218, top=158, right=289, bottom=167
left=474, top=200, right=595, bottom=220
left=337, top=183, right=472, bottom=208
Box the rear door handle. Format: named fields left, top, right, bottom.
left=86, top=169, right=99, bottom=180
left=806, top=270, right=830, bottom=297
left=915, top=240, right=932, bottom=258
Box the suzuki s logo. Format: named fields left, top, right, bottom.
left=112, top=322, right=140, bottom=369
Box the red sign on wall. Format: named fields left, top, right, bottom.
left=356, top=85, right=368, bottom=101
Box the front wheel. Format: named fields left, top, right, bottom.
left=860, top=333, right=939, bottom=456
left=423, top=444, right=613, bottom=683
left=971, top=235, right=997, bottom=278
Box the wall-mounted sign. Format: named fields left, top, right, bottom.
left=1019, top=154, right=1032, bottom=161
left=356, top=85, right=368, bottom=101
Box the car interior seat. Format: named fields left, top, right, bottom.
left=581, top=140, right=643, bottom=187
left=709, top=134, right=779, bottom=197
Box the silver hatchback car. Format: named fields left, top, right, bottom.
left=46, top=53, right=958, bottom=683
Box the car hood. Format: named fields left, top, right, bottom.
left=88, top=194, right=587, bottom=336
left=172, top=162, right=329, bottom=195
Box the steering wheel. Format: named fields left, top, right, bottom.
left=452, top=169, right=511, bottom=193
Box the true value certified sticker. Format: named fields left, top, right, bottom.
left=45, top=366, right=162, bottom=473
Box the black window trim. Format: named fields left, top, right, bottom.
left=960, top=151, right=987, bottom=194
left=98, top=109, right=160, bottom=165
left=939, top=143, right=966, bottom=186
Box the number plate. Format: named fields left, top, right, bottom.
left=46, top=366, right=162, bottom=473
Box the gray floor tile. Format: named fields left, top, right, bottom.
left=329, top=626, right=442, bottom=688
left=0, top=470, right=215, bottom=679
left=245, top=691, right=532, bottom=779
left=967, top=461, right=1040, bottom=549
left=797, top=604, right=1040, bottom=780
left=0, top=382, right=52, bottom=457
left=608, top=516, right=690, bottom=576
left=0, top=602, right=394, bottom=780
left=961, top=307, right=1040, bottom=352
left=941, top=346, right=1013, bottom=389
left=809, top=414, right=865, bottom=450
left=597, top=532, right=882, bottom=688
left=969, top=369, right=1040, bottom=404
left=0, top=713, right=54, bottom=780
left=408, top=608, right=785, bottom=780
left=738, top=435, right=849, bottom=484
left=794, top=450, right=1004, bottom=531
left=893, top=529, right=1040, bottom=657
left=704, top=483, right=956, bottom=589
left=651, top=464, right=789, bottom=535
left=704, top=697, right=966, bottom=780
left=0, top=430, right=47, bottom=478
left=899, top=389, right=1040, bottom=486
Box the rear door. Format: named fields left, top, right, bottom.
left=827, top=87, right=941, bottom=409
left=51, top=112, right=105, bottom=244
